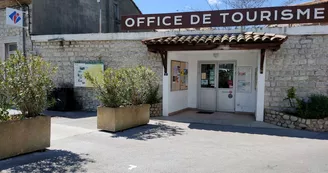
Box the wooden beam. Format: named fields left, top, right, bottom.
left=147, top=42, right=282, bottom=52
left=228, top=43, right=281, bottom=50
left=159, top=51, right=168, bottom=76
left=147, top=44, right=219, bottom=52
left=260, top=49, right=266, bottom=74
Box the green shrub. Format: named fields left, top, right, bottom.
left=85, top=66, right=159, bottom=108
left=146, top=84, right=162, bottom=104
left=297, top=94, right=328, bottom=119
left=284, top=87, right=297, bottom=108
left=4, top=51, right=57, bottom=118
left=86, top=68, right=125, bottom=108
left=0, top=61, right=11, bottom=122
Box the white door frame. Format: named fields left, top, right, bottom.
left=197, top=60, right=237, bottom=112
left=197, top=61, right=217, bottom=111
left=217, top=61, right=237, bottom=112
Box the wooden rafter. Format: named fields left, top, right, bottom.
left=260, top=49, right=266, bottom=74
left=159, top=50, right=168, bottom=76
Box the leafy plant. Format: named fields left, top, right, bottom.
left=86, top=68, right=125, bottom=108
left=85, top=66, right=159, bottom=108
left=0, top=61, right=12, bottom=122
left=4, top=51, right=57, bottom=118
left=297, top=94, right=328, bottom=119
left=284, top=87, right=328, bottom=119
left=284, top=87, right=297, bottom=108
left=146, top=84, right=162, bottom=104
left=124, top=66, right=159, bottom=105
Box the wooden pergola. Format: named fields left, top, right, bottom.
left=142, top=32, right=288, bottom=75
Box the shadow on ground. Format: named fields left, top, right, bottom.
left=43, top=111, right=96, bottom=119
left=188, top=123, right=328, bottom=140
left=0, top=150, right=95, bottom=173
left=111, top=123, right=185, bottom=140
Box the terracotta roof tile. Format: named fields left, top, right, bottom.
left=0, top=0, right=31, bottom=9
left=142, top=33, right=287, bottom=45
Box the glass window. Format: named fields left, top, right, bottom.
left=8, top=44, right=17, bottom=51
left=5, top=43, right=17, bottom=59
left=219, top=63, right=234, bottom=89
left=201, top=64, right=215, bottom=88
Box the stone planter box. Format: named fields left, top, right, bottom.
left=265, top=109, right=328, bottom=132
left=0, top=116, right=51, bottom=160
left=97, top=104, right=150, bottom=132
left=150, top=103, right=162, bottom=117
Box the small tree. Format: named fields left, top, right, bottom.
left=85, top=66, right=159, bottom=108
left=284, top=87, right=297, bottom=108
left=0, top=61, right=11, bottom=122
left=4, top=51, right=57, bottom=117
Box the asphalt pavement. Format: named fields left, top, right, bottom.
left=1, top=114, right=328, bottom=173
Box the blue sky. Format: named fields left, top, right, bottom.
left=134, top=0, right=309, bottom=14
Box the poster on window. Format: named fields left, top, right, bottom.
left=237, top=66, right=252, bottom=93
left=74, top=62, right=104, bottom=87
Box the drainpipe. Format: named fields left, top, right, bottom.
left=22, top=5, right=26, bottom=57
left=97, top=0, right=102, bottom=33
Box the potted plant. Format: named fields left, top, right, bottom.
left=85, top=66, right=158, bottom=132
left=0, top=52, right=57, bottom=160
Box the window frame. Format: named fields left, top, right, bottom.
left=5, top=43, right=17, bottom=59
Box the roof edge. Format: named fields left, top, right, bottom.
left=31, top=25, right=328, bottom=42
left=130, top=0, right=142, bottom=14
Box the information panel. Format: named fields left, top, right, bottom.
left=237, top=66, right=252, bottom=93
left=74, top=62, right=104, bottom=87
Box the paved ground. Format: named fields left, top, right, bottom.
left=155, top=110, right=282, bottom=129
left=1, top=113, right=328, bottom=173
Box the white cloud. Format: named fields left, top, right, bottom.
left=208, top=0, right=221, bottom=5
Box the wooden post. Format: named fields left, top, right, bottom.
left=260, top=49, right=266, bottom=74
left=159, top=50, right=168, bottom=76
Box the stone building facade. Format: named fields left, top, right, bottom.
left=33, top=40, right=163, bottom=110
left=31, top=26, right=328, bottom=117
left=265, top=35, right=328, bottom=110
left=0, top=7, right=32, bottom=61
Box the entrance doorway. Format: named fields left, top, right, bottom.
left=199, top=62, right=236, bottom=112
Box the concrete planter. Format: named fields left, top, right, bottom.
left=0, top=116, right=51, bottom=160
left=97, top=104, right=150, bottom=132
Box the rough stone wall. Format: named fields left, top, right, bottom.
left=0, top=7, right=33, bottom=60
left=265, top=109, right=328, bottom=132
left=150, top=103, right=163, bottom=117
left=34, top=40, right=163, bottom=111
left=265, top=35, right=328, bottom=111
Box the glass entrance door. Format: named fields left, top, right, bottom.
left=217, top=62, right=235, bottom=112
left=199, top=63, right=216, bottom=111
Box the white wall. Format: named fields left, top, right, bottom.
left=256, top=53, right=266, bottom=121
left=164, top=50, right=259, bottom=115
left=164, top=52, right=190, bottom=115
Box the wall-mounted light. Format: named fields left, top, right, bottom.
left=213, top=53, right=219, bottom=58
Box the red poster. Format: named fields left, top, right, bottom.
left=228, top=80, right=233, bottom=88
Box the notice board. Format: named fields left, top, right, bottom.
left=171, top=60, right=188, bottom=91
